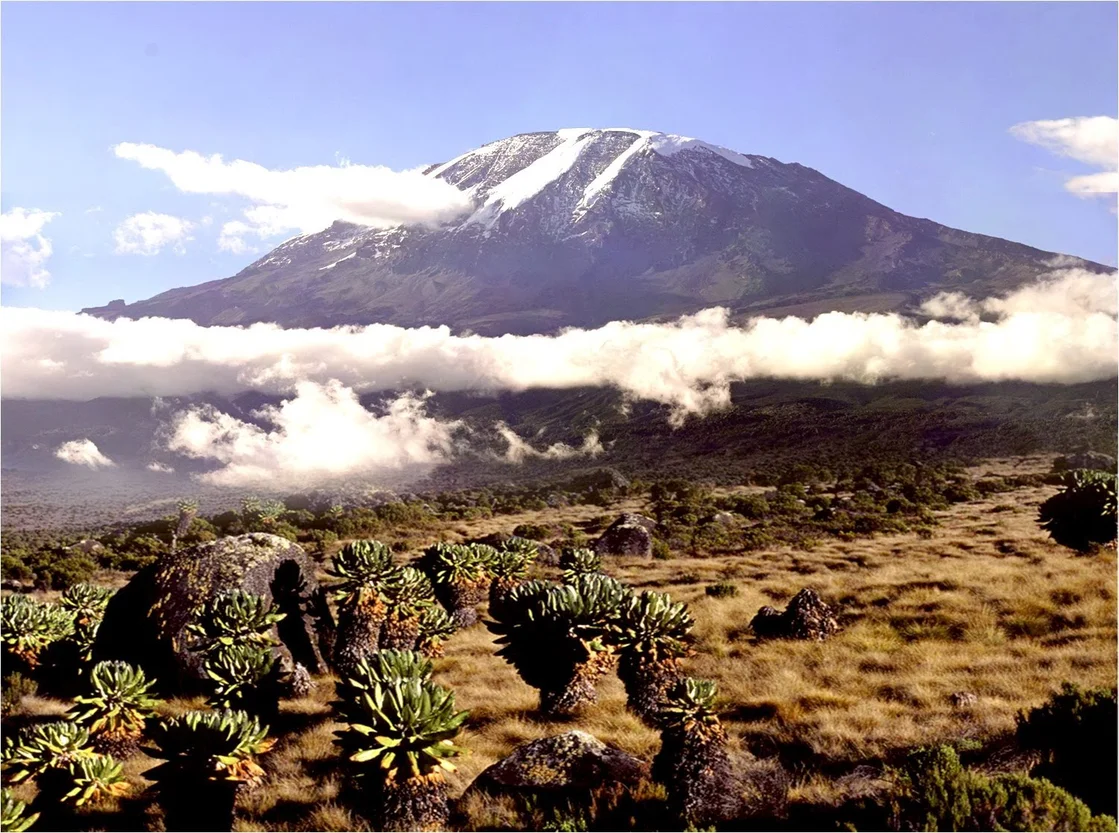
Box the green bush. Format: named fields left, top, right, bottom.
left=652, top=539, right=671, bottom=560
left=727, top=494, right=769, bottom=520
left=512, top=523, right=551, bottom=541
left=893, top=745, right=1116, bottom=831
left=705, top=582, right=738, bottom=598
left=1017, top=683, right=1118, bottom=816
left=1037, top=470, right=1117, bottom=552
left=1, top=555, right=33, bottom=583
left=39, top=555, right=97, bottom=591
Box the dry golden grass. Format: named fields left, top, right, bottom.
left=5, top=466, right=1116, bottom=830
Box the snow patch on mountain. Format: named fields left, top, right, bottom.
left=648, top=134, right=755, bottom=168
left=468, top=129, right=598, bottom=228
left=574, top=133, right=651, bottom=218
left=319, top=251, right=357, bottom=270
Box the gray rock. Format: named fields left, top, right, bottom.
left=94, top=533, right=334, bottom=693
left=594, top=513, right=656, bottom=558
left=750, top=589, right=839, bottom=641
left=1052, top=452, right=1116, bottom=473
left=466, top=730, right=649, bottom=797
left=950, top=692, right=978, bottom=708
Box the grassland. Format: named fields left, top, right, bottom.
left=2, top=456, right=1116, bottom=831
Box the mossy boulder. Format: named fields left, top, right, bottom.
left=466, top=730, right=648, bottom=797
left=594, top=513, right=656, bottom=558
left=94, top=533, right=334, bottom=692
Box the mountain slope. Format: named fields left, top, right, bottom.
left=83, top=128, right=1103, bottom=333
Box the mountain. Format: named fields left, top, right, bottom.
left=86, top=127, right=1102, bottom=333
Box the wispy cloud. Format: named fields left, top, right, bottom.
left=1011, top=116, right=1118, bottom=205
left=55, top=439, right=115, bottom=468
left=1, top=207, right=59, bottom=288
left=113, top=142, right=473, bottom=254
left=113, top=212, right=195, bottom=256
left=495, top=422, right=605, bottom=463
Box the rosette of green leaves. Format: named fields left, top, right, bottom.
left=333, top=677, right=468, bottom=782
left=187, top=590, right=285, bottom=654
left=326, top=539, right=396, bottom=606
left=68, top=660, right=158, bottom=739
left=1, top=788, right=39, bottom=832
left=1, top=596, right=75, bottom=667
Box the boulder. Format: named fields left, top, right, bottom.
left=750, top=589, right=839, bottom=641
left=1052, top=452, right=1117, bottom=473
left=949, top=692, right=978, bottom=708
left=94, top=533, right=334, bottom=693
left=564, top=467, right=630, bottom=492
left=466, top=730, right=648, bottom=798
left=594, top=513, right=656, bottom=558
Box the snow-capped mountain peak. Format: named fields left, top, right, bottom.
left=84, top=127, right=1090, bottom=337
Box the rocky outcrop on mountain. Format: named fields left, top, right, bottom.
left=93, top=533, right=334, bottom=692
left=83, top=128, right=1095, bottom=334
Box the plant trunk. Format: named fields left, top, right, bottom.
left=93, top=727, right=142, bottom=759
left=379, top=614, right=421, bottom=651
left=540, top=653, right=615, bottom=718
left=159, top=780, right=239, bottom=832
left=618, top=656, right=682, bottom=727
left=442, top=582, right=484, bottom=629
left=374, top=775, right=450, bottom=831
left=332, top=601, right=383, bottom=680
left=653, top=725, right=740, bottom=828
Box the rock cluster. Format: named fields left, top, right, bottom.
left=751, top=589, right=839, bottom=641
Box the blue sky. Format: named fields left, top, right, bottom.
left=2, top=1, right=1116, bottom=311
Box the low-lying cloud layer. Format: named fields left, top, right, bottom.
left=113, top=143, right=473, bottom=254
left=5, top=267, right=1115, bottom=486
left=5, top=267, right=1115, bottom=409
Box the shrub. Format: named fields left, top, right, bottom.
left=1, top=672, right=37, bottom=717
left=1017, top=683, right=1118, bottom=816
left=652, top=539, right=671, bottom=560
left=729, top=494, right=769, bottom=520
left=891, top=745, right=1116, bottom=831
left=705, top=582, right=738, bottom=598
left=39, top=554, right=97, bottom=590
left=512, top=523, right=551, bottom=540
left=1037, top=470, right=1118, bottom=552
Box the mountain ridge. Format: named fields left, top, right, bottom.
left=82, top=127, right=1107, bottom=334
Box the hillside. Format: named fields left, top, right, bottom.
left=80, top=128, right=1105, bottom=334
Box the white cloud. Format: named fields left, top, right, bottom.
left=113, top=212, right=195, bottom=256
left=55, top=439, right=115, bottom=469
left=1011, top=116, right=1118, bottom=203
left=113, top=142, right=473, bottom=252
left=147, top=461, right=175, bottom=473
left=1, top=208, right=59, bottom=288
left=495, top=423, right=604, bottom=463
left=3, top=267, right=1115, bottom=426
left=166, top=382, right=461, bottom=487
